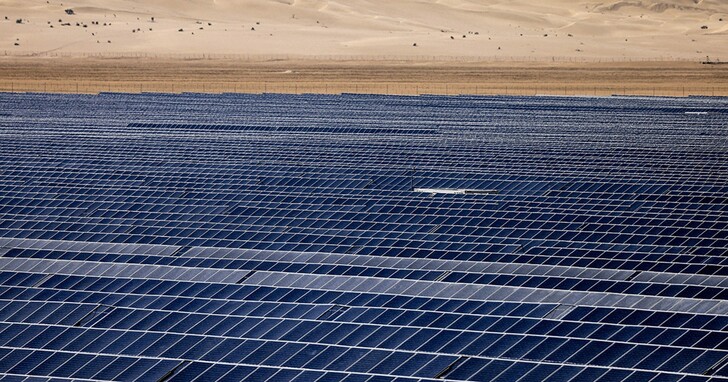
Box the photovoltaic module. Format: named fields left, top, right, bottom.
left=0, top=92, right=726, bottom=381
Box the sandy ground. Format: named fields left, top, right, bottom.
left=1, top=1, right=727, bottom=97
left=0, top=57, right=727, bottom=97
left=1, top=0, right=727, bottom=60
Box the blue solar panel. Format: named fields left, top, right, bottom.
left=0, top=92, right=726, bottom=381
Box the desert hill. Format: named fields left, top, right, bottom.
left=1, top=0, right=727, bottom=59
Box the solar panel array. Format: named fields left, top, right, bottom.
left=0, top=92, right=727, bottom=382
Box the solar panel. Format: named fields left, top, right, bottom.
left=0, top=92, right=726, bottom=381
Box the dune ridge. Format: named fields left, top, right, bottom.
left=1, top=0, right=727, bottom=59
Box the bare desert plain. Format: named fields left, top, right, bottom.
left=1, top=0, right=728, bottom=96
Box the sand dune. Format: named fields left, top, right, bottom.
left=1, top=0, right=727, bottom=59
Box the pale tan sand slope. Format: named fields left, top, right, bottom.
left=1, top=0, right=727, bottom=60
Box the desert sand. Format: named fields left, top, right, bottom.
left=0, top=0, right=728, bottom=61
left=1, top=58, right=726, bottom=96
left=2, top=0, right=728, bottom=59
left=1, top=0, right=727, bottom=96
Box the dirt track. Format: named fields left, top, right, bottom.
left=1, top=57, right=727, bottom=96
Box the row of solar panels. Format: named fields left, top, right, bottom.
left=2, top=246, right=726, bottom=301
left=1, top=265, right=727, bottom=379
left=0, top=92, right=726, bottom=381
